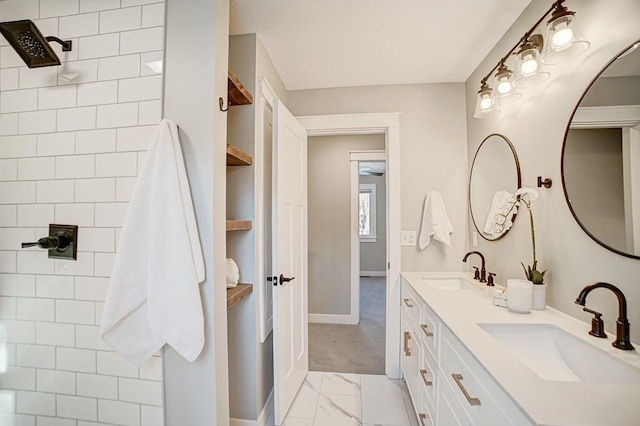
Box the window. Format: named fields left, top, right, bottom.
left=359, top=183, right=377, bottom=242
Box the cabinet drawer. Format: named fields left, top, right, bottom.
left=419, top=341, right=437, bottom=415
left=440, top=326, right=532, bottom=426
left=437, top=372, right=472, bottom=426
left=418, top=303, right=438, bottom=360
left=402, top=281, right=424, bottom=327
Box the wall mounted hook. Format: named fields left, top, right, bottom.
left=537, top=176, right=552, bottom=188
left=219, top=97, right=229, bottom=112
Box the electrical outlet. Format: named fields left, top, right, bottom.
left=401, top=231, right=417, bottom=246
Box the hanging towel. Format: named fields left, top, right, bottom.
left=418, top=191, right=454, bottom=249
left=483, top=191, right=512, bottom=238
left=101, top=119, right=205, bottom=366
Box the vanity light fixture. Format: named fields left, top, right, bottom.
left=473, top=0, right=589, bottom=119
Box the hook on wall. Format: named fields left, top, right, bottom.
left=537, top=176, right=553, bottom=189
left=219, top=97, right=229, bottom=112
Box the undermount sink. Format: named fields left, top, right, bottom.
left=421, top=277, right=479, bottom=290
left=479, top=323, right=640, bottom=384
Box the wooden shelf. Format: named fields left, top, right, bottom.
left=226, top=220, right=252, bottom=231
left=227, top=283, right=253, bottom=309
left=226, top=144, right=252, bottom=166
left=228, top=69, right=253, bottom=106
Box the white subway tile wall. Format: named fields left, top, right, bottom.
left=0, top=1, right=165, bottom=424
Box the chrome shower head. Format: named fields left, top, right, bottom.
left=0, top=20, right=72, bottom=68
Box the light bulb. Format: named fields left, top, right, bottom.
left=521, top=57, right=538, bottom=75
left=497, top=79, right=512, bottom=94
left=480, top=97, right=492, bottom=110
left=552, top=27, right=574, bottom=48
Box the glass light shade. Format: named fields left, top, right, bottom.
left=473, top=84, right=500, bottom=118
left=493, top=65, right=523, bottom=105
left=514, top=41, right=550, bottom=88
left=542, top=9, right=590, bottom=65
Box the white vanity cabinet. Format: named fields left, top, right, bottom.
left=401, top=279, right=532, bottom=426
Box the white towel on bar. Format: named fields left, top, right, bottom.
left=418, top=191, right=454, bottom=249
left=101, top=119, right=205, bottom=366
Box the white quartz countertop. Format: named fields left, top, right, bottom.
left=401, top=271, right=640, bottom=426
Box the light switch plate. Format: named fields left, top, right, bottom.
left=473, top=231, right=478, bottom=247
left=401, top=230, right=417, bottom=246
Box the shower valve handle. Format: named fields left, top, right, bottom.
left=22, top=232, right=70, bottom=251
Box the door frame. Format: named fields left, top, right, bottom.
left=296, top=113, right=402, bottom=379
left=350, top=150, right=386, bottom=325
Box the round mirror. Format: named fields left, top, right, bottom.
left=562, top=40, right=640, bottom=259
left=469, top=134, right=521, bottom=241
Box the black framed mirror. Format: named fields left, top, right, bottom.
left=562, top=40, right=640, bottom=259
left=469, top=134, right=522, bottom=241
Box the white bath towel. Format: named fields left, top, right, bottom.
left=483, top=191, right=512, bottom=238
left=101, top=119, right=205, bottom=366
left=418, top=191, right=454, bottom=249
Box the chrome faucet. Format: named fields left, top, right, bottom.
left=463, top=251, right=486, bottom=283
left=575, top=282, right=635, bottom=351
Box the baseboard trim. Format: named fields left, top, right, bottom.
left=309, top=313, right=358, bottom=325
left=360, top=271, right=386, bottom=277
left=229, top=389, right=274, bottom=426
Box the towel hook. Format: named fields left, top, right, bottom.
left=537, top=176, right=552, bottom=189
left=219, top=97, right=229, bottom=112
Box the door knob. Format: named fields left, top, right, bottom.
left=279, top=274, right=295, bottom=285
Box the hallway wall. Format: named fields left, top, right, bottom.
left=0, top=1, right=165, bottom=424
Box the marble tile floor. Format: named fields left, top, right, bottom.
left=266, top=372, right=419, bottom=426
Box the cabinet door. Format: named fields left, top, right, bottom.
left=401, top=312, right=421, bottom=412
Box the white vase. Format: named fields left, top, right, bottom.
left=507, top=279, right=533, bottom=314
left=532, top=283, right=547, bottom=310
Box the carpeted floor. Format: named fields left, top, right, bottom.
left=309, top=276, right=386, bottom=374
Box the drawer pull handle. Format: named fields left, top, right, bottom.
left=420, top=368, right=433, bottom=386
left=452, top=373, right=481, bottom=406
left=403, top=331, right=412, bottom=356
left=419, top=413, right=429, bottom=426
left=420, top=323, right=434, bottom=337
left=403, top=298, right=414, bottom=308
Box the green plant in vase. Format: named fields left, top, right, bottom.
left=515, top=187, right=546, bottom=284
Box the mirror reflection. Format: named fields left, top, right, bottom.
left=469, top=134, right=521, bottom=241
left=563, top=40, right=640, bottom=258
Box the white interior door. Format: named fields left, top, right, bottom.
left=272, top=99, right=308, bottom=424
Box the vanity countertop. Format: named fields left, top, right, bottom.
left=401, top=271, right=640, bottom=426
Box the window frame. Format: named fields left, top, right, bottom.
left=359, top=183, right=377, bottom=242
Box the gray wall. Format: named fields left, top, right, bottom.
left=163, top=0, right=230, bottom=424
left=565, top=128, right=625, bottom=249
left=581, top=76, right=640, bottom=107
left=308, top=135, right=385, bottom=315
left=465, top=0, right=640, bottom=342
left=290, top=84, right=469, bottom=274
left=360, top=174, right=387, bottom=273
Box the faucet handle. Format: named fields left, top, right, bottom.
left=472, top=266, right=480, bottom=280
left=583, top=307, right=608, bottom=338
left=487, top=272, right=496, bottom=287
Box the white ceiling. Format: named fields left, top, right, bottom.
left=230, top=0, right=532, bottom=91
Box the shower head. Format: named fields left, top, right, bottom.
left=0, top=20, right=72, bottom=68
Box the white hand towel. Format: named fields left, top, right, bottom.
left=226, top=258, right=240, bottom=289
left=418, top=191, right=454, bottom=249
left=483, top=191, right=512, bottom=238
left=101, top=119, right=205, bottom=366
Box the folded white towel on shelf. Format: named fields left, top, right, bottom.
left=226, top=258, right=240, bottom=288
left=483, top=191, right=512, bottom=238
left=418, top=191, right=454, bottom=249
left=101, top=119, right=205, bottom=366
